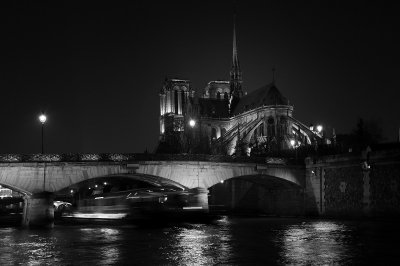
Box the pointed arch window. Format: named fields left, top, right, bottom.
left=211, top=128, right=217, bottom=141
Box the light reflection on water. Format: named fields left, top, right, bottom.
left=167, top=216, right=232, bottom=265
left=280, top=221, right=351, bottom=265
left=0, top=217, right=398, bottom=265
left=79, top=228, right=122, bottom=265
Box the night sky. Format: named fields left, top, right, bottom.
left=1, top=1, right=399, bottom=154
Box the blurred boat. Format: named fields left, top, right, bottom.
left=56, top=185, right=209, bottom=223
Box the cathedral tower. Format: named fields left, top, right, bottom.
left=159, top=78, right=194, bottom=141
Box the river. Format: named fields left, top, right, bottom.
left=0, top=217, right=399, bottom=265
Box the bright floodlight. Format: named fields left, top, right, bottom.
left=189, top=119, right=196, bottom=127
left=290, top=139, right=296, bottom=147
left=39, top=114, right=47, bottom=124
left=316, top=125, right=323, bottom=133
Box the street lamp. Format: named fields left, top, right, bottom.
left=290, top=139, right=298, bottom=162
left=39, top=113, right=47, bottom=154
left=316, top=125, right=323, bottom=133
left=188, top=119, right=197, bottom=154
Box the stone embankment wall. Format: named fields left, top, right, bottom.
left=305, top=149, right=400, bottom=218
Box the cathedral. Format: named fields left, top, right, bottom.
left=157, top=15, right=325, bottom=156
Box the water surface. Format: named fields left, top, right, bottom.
left=0, top=217, right=398, bottom=265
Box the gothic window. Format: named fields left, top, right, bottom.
left=258, top=123, right=264, bottom=136
left=267, top=117, right=275, bottom=137
left=181, top=91, right=186, bottom=112
left=173, top=119, right=184, bottom=132
left=211, top=128, right=217, bottom=141
left=217, top=92, right=221, bottom=99
left=224, top=92, right=229, bottom=100
left=280, top=116, right=287, bottom=135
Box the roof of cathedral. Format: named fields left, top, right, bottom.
left=204, top=80, right=230, bottom=95
left=198, top=98, right=230, bottom=118
left=233, top=83, right=290, bottom=115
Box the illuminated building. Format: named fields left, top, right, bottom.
left=158, top=15, right=324, bottom=156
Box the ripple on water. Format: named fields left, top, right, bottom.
left=0, top=218, right=399, bottom=265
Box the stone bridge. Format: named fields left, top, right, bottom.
left=0, top=153, right=305, bottom=227
left=2, top=149, right=397, bottom=227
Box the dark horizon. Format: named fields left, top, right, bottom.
left=1, top=1, right=399, bottom=154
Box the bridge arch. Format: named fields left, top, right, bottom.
left=218, top=174, right=302, bottom=189
left=56, top=173, right=188, bottom=193
left=208, top=173, right=305, bottom=216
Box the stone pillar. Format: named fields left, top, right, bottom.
left=188, top=187, right=209, bottom=212
left=177, top=90, right=182, bottom=115
left=160, top=94, right=166, bottom=116
left=166, top=90, right=171, bottom=113
left=22, top=192, right=54, bottom=228
left=362, top=170, right=371, bottom=215
left=171, top=89, right=175, bottom=114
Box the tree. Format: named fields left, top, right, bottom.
left=351, top=118, right=383, bottom=150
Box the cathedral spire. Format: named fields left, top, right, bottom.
left=232, top=11, right=239, bottom=69
left=230, top=2, right=243, bottom=101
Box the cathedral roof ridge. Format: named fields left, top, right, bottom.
left=232, top=82, right=290, bottom=115
left=208, top=80, right=230, bottom=84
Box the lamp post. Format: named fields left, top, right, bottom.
left=189, top=118, right=199, bottom=187
left=188, top=119, right=196, bottom=154
left=39, top=113, right=47, bottom=154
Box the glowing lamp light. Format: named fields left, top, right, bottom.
left=316, top=125, right=323, bottom=133
left=103, top=182, right=108, bottom=185
left=290, top=139, right=296, bottom=147
left=70, top=189, right=74, bottom=194
left=189, top=119, right=196, bottom=127
left=220, top=180, right=224, bottom=184
left=39, top=114, right=47, bottom=124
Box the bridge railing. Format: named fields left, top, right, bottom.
left=0, top=153, right=291, bottom=165
left=0, top=153, right=135, bottom=163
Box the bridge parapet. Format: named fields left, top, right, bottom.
left=0, top=153, right=294, bottom=165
